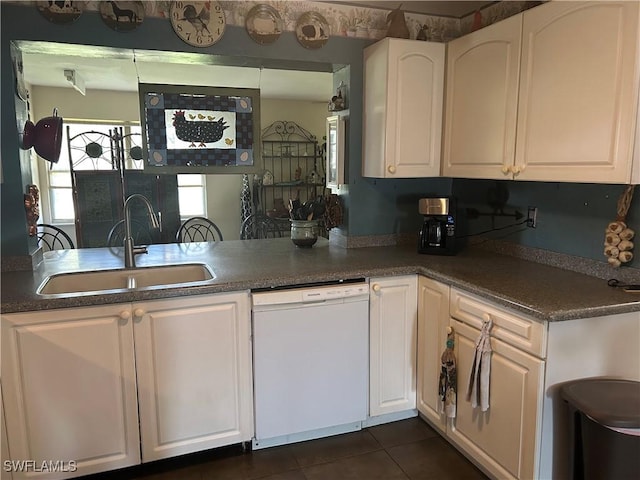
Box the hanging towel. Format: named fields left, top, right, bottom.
left=439, top=329, right=457, bottom=418
left=466, top=318, right=493, bottom=412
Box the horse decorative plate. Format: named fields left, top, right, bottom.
left=99, top=1, right=144, bottom=32
left=245, top=4, right=283, bottom=45
left=295, top=11, right=330, bottom=49
left=36, top=1, right=84, bottom=24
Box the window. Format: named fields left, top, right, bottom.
left=43, top=121, right=206, bottom=223
left=178, top=174, right=207, bottom=219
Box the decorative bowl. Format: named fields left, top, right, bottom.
left=21, top=108, right=63, bottom=164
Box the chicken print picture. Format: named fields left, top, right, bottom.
left=141, top=86, right=256, bottom=169
left=166, top=110, right=234, bottom=149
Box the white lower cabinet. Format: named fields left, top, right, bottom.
left=369, top=275, right=418, bottom=418
left=417, top=281, right=546, bottom=480
left=1, top=304, right=140, bottom=479
left=416, top=276, right=449, bottom=433
left=1, top=291, right=253, bottom=479
left=133, top=293, right=253, bottom=462
left=447, top=289, right=546, bottom=480
left=449, top=319, right=544, bottom=479
left=2, top=382, right=14, bottom=480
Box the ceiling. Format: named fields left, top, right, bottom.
left=20, top=2, right=495, bottom=100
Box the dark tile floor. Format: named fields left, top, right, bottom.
left=82, top=417, right=489, bottom=480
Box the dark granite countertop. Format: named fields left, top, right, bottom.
left=2, top=238, right=639, bottom=321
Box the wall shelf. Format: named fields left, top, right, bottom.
left=258, top=121, right=325, bottom=231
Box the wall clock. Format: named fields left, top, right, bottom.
left=170, top=1, right=226, bottom=47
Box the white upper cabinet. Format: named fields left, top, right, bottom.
left=363, top=38, right=445, bottom=178
left=443, top=14, right=522, bottom=180
left=444, top=1, right=640, bottom=183
left=515, top=1, right=639, bottom=183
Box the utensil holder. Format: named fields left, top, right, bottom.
left=290, top=219, right=319, bottom=247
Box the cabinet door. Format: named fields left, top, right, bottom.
left=417, top=277, right=449, bottom=432
left=369, top=275, right=418, bottom=416
left=363, top=39, right=445, bottom=178
left=442, top=14, right=522, bottom=180
left=1, top=384, right=12, bottom=480
left=1, top=306, right=140, bottom=479
left=448, top=319, right=544, bottom=480
left=515, top=1, right=639, bottom=183
left=133, top=292, right=253, bottom=462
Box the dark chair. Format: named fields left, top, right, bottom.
left=240, top=214, right=283, bottom=240
left=37, top=224, right=75, bottom=251
left=107, top=219, right=154, bottom=247
left=176, top=217, right=223, bottom=243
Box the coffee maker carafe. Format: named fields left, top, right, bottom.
left=418, top=197, right=456, bottom=255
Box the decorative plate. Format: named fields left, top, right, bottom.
left=36, top=1, right=83, bottom=24
left=245, top=4, right=283, bottom=45
left=99, top=1, right=145, bottom=32
left=295, top=11, right=330, bottom=50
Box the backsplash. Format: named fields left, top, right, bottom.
left=452, top=179, right=640, bottom=271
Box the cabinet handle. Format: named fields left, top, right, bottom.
left=119, top=310, right=131, bottom=320
left=482, top=313, right=492, bottom=324
left=501, top=165, right=511, bottom=175
left=372, top=284, right=381, bottom=293
left=134, top=308, right=145, bottom=318
left=513, top=165, right=525, bottom=176
left=387, top=165, right=396, bottom=174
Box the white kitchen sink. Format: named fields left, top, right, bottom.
left=37, top=263, right=215, bottom=296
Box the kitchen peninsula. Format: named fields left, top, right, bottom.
left=2, top=239, right=639, bottom=480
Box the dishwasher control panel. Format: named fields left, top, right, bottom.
left=302, top=284, right=368, bottom=302
left=252, top=281, right=369, bottom=307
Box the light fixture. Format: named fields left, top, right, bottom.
left=63, top=68, right=86, bottom=96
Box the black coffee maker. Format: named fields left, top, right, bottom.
left=418, top=197, right=456, bottom=255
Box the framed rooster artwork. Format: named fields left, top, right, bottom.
left=138, top=83, right=261, bottom=174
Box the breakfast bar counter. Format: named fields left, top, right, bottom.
left=1, top=238, right=639, bottom=321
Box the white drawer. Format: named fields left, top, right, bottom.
left=450, top=288, right=547, bottom=358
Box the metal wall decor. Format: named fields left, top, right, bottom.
left=295, top=11, right=330, bottom=49
left=246, top=4, right=283, bottom=45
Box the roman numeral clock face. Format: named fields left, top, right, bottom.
left=170, top=1, right=226, bottom=47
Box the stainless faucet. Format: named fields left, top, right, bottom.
left=123, top=194, right=160, bottom=268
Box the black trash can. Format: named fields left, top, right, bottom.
left=561, top=378, right=640, bottom=480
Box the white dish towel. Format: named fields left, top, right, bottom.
left=466, top=317, right=493, bottom=411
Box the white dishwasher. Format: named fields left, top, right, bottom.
left=252, top=280, right=369, bottom=449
